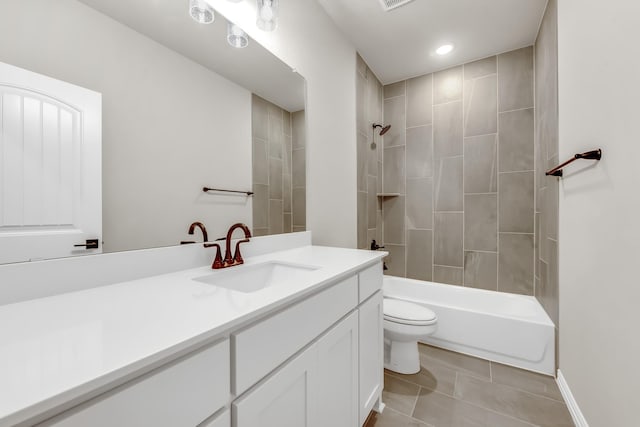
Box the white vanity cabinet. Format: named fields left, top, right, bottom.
left=233, top=312, right=360, bottom=427
left=28, top=261, right=384, bottom=427
left=38, top=339, right=231, bottom=427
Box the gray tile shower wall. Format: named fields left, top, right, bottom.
left=380, top=47, right=536, bottom=295
left=252, top=95, right=306, bottom=236
left=534, top=0, right=560, bottom=328
left=356, top=54, right=384, bottom=250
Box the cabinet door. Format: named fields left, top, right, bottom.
left=315, top=312, right=358, bottom=427
left=358, top=291, right=383, bottom=426
left=233, top=343, right=316, bottom=427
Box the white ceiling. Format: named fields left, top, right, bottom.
left=318, top=0, right=548, bottom=84
left=78, top=0, right=305, bottom=112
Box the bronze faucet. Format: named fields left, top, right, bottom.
left=205, top=223, right=251, bottom=269
left=181, top=221, right=209, bottom=244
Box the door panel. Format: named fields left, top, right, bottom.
left=0, top=61, right=101, bottom=263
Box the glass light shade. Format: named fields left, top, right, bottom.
left=189, top=0, right=215, bottom=24
left=436, top=44, right=454, bottom=55
left=227, top=23, right=249, bottom=48
left=256, top=0, right=278, bottom=32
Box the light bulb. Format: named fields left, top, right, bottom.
left=256, top=0, right=278, bottom=32
left=189, top=0, right=215, bottom=24
left=227, top=23, right=249, bottom=48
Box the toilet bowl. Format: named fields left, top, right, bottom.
left=383, top=298, right=438, bottom=374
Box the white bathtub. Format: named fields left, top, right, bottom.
left=383, top=276, right=555, bottom=375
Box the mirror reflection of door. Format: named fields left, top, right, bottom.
left=0, top=61, right=102, bottom=264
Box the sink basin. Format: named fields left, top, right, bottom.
left=192, top=261, right=320, bottom=293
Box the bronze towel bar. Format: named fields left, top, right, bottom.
left=202, top=187, right=254, bottom=196
left=545, top=149, right=602, bottom=177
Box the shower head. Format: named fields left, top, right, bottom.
left=373, top=123, right=391, bottom=136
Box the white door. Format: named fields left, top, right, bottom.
left=233, top=342, right=317, bottom=427
left=358, top=291, right=384, bottom=426
left=0, top=61, right=101, bottom=263
left=315, top=312, right=359, bottom=427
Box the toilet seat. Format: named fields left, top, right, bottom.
left=383, top=298, right=437, bottom=326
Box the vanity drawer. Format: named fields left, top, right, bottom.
left=233, top=275, right=358, bottom=395
left=358, top=262, right=383, bottom=303
left=39, top=339, right=230, bottom=427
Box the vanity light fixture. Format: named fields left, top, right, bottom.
left=256, top=0, right=278, bottom=32
left=436, top=44, right=454, bottom=55
left=189, top=0, right=215, bottom=24
left=227, top=23, right=249, bottom=48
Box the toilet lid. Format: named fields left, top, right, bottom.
left=383, top=298, right=437, bottom=326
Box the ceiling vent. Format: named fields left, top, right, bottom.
left=378, top=0, right=416, bottom=12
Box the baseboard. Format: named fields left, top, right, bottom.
left=556, top=369, right=589, bottom=427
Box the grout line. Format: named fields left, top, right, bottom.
left=498, top=106, right=535, bottom=115
left=464, top=192, right=498, bottom=196
left=405, top=124, right=433, bottom=131
left=499, top=231, right=534, bottom=235
left=410, top=386, right=421, bottom=418
left=498, top=169, right=535, bottom=174
left=432, top=99, right=462, bottom=107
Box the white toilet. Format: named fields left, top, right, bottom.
left=383, top=298, right=438, bottom=374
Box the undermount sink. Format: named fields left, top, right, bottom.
left=192, top=261, right=320, bottom=293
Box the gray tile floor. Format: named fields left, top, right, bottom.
left=365, top=344, right=574, bottom=427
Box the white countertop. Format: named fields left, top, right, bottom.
left=0, top=245, right=384, bottom=426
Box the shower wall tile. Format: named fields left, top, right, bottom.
left=545, top=168, right=559, bottom=240
left=434, top=101, right=463, bottom=158
left=252, top=184, right=268, bottom=229
left=407, top=229, right=433, bottom=281
left=464, top=56, right=497, bottom=80
left=268, top=158, right=283, bottom=199
left=406, top=177, right=433, bottom=230
left=269, top=199, right=283, bottom=234
left=434, top=266, right=463, bottom=286
left=357, top=71, right=368, bottom=134
left=253, top=228, right=268, bottom=237
left=252, top=95, right=268, bottom=140
left=357, top=132, right=367, bottom=192
left=358, top=191, right=367, bottom=249
left=435, top=156, right=463, bottom=212
left=434, top=66, right=463, bottom=104
left=406, top=74, right=433, bottom=127
left=498, top=46, right=534, bottom=112
left=384, top=195, right=405, bottom=244
left=357, top=53, right=367, bottom=77
left=292, top=110, right=306, bottom=150
left=498, top=233, right=534, bottom=295
left=385, top=244, right=406, bottom=277
left=499, top=172, right=534, bottom=233
left=384, top=81, right=406, bottom=99
left=283, top=112, right=291, bottom=136
left=368, top=135, right=379, bottom=176
left=498, top=108, right=534, bottom=172
left=292, top=188, right=306, bottom=227
left=463, top=74, right=497, bottom=137
left=464, top=251, right=498, bottom=291
left=252, top=138, right=268, bottom=185
left=464, top=194, right=498, bottom=252
left=383, top=96, right=406, bottom=147
left=406, top=125, right=433, bottom=178
left=383, top=146, right=406, bottom=194
left=434, top=212, right=463, bottom=267
left=368, top=175, right=377, bottom=229
left=283, top=178, right=291, bottom=213
left=293, top=226, right=305, bottom=233
left=379, top=46, right=535, bottom=298
left=464, top=134, right=497, bottom=193
left=283, top=213, right=292, bottom=233
left=292, top=149, right=305, bottom=188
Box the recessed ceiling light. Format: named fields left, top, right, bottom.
left=436, top=44, right=454, bottom=55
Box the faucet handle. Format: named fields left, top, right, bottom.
left=233, top=238, right=250, bottom=265
left=204, top=243, right=224, bottom=269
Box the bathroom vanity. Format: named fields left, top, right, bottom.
left=0, top=235, right=385, bottom=427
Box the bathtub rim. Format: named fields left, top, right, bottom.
left=382, top=275, right=555, bottom=327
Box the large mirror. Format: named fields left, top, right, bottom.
left=0, top=0, right=306, bottom=264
